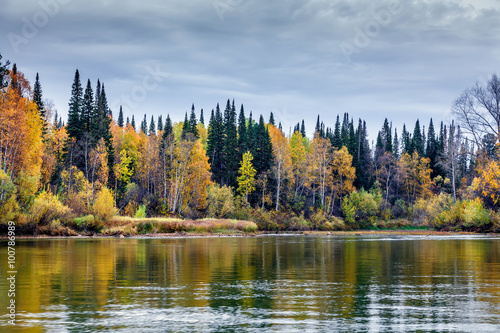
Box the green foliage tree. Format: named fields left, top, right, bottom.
left=67, top=69, right=83, bottom=140
left=237, top=151, right=257, bottom=201
left=118, top=106, right=124, bottom=128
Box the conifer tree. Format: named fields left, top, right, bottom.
left=207, top=105, right=225, bottom=184
left=238, top=104, right=247, bottom=156
left=412, top=119, right=424, bottom=156
left=199, top=108, right=204, bottom=125
left=141, top=114, right=148, bottom=134
left=149, top=115, right=156, bottom=135
left=118, top=106, right=124, bottom=127
left=131, top=115, right=136, bottom=131
left=189, top=104, right=198, bottom=138
left=81, top=79, right=93, bottom=134
left=341, top=113, right=349, bottom=145
left=10, top=64, right=20, bottom=95
left=393, top=128, right=400, bottom=158
left=332, top=115, right=341, bottom=148
left=252, top=115, right=273, bottom=175
left=126, top=117, right=130, bottom=126
left=247, top=111, right=255, bottom=152
left=315, top=115, right=321, bottom=136
left=401, top=124, right=411, bottom=154
left=181, top=112, right=189, bottom=138
left=0, top=54, right=9, bottom=88
left=222, top=99, right=239, bottom=187
left=157, top=115, right=163, bottom=132
left=300, top=119, right=306, bottom=137
left=67, top=69, right=83, bottom=140
left=33, top=73, right=45, bottom=134
left=163, top=114, right=173, bottom=140
left=269, top=112, right=275, bottom=126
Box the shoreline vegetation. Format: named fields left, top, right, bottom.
left=2, top=57, right=500, bottom=237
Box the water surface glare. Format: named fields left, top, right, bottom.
left=1, top=235, right=500, bottom=332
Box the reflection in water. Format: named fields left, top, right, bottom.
left=1, top=235, right=500, bottom=332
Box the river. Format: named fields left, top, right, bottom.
left=1, top=235, right=500, bottom=332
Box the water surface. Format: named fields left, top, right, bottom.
left=1, top=235, right=500, bottom=332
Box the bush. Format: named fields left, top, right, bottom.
left=65, top=191, right=88, bottom=216
left=342, top=189, right=380, bottom=227
left=92, top=187, right=117, bottom=223
left=288, top=216, right=310, bottom=231
left=207, top=184, right=235, bottom=218
left=436, top=199, right=491, bottom=231
left=413, top=194, right=453, bottom=226
left=29, top=190, right=72, bottom=226
left=134, top=204, right=147, bottom=218
left=124, top=200, right=138, bottom=217
left=0, top=170, right=19, bottom=223
left=391, top=199, right=408, bottom=219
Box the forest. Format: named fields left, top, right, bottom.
left=1, top=53, right=500, bottom=235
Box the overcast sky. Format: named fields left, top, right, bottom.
left=1, top=0, right=499, bottom=140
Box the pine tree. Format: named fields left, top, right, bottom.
left=149, top=115, right=156, bottom=135
left=163, top=114, right=173, bottom=141
left=300, top=119, right=306, bottom=137
left=341, top=113, right=349, bottom=146
left=426, top=118, right=438, bottom=176
left=33, top=73, right=46, bottom=134
left=67, top=69, right=83, bottom=140
left=412, top=119, right=424, bottom=156
left=131, top=115, right=136, bottom=131
left=10, top=64, right=20, bottom=95
left=238, top=104, right=247, bottom=156
left=118, top=106, right=124, bottom=127
left=355, top=120, right=371, bottom=189
left=199, top=108, right=204, bottom=125
left=81, top=79, right=93, bottom=133
left=402, top=124, right=411, bottom=154
left=252, top=115, right=273, bottom=175
left=189, top=104, right=198, bottom=138
left=393, top=128, right=400, bottom=158
left=247, top=111, right=255, bottom=152
left=0, top=54, right=9, bottom=89
left=141, top=114, right=148, bottom=134
left=382, top=118, right=393, bottom=153
left=157, top=115, right=163, bottom=132
left=269, top=112, right=275, bottom=126
left=223, top=99, right=239, bottom=187
left=207, top=105, right=225, bottom=184
left=315, top=115, right=321, bottom=136
left=332, top=115, right=341, bottom=148
left=181, top=112, right=189, bottom=139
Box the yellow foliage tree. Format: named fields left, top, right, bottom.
left=289, top=131, right=309, bottom=200
left=237, top=151, right=257, bottom=202
left=471, top=157, right=500, bottom=208
left=329, top=146, right=356, bottom=211
left=268, top=125, right=292, bottom=210
left=184, top=140, right=212, bottom=210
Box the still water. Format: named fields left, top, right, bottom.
left=1, top=235, right=500, bottom=332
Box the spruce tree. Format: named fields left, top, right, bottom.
left=238, top=104, right=247, bottom=155
left=81, top=79, right=93, bottom=134
left=223, top=99, right=239, bottom=187
left=300, top=119, right=306, bottom=137
left=0, top=54, right=9, bottom=89
left=199, top=108, right=204, bottom=125
left=149, top=115, right=156, bottom=135
left=207, top=105, right=225, bottom=184
left=126, top=117, right=130, bottom=126
left=131, top=115, right=136, bottom=131
left=157, top=115, right=163, bottom=132
left=90, top=80, right=101, bottom=139
left=10, top=64, right=20, bottom=95
left=332, top=115, right=341, bottom=148
left=67, top=69, right=83, bottom=140
left=163, top=114, right=173, bottom=140
left=33, top=73, right=45, bottom=134
left=341, top=113, right=349, bottom=145
left=315, top=115, right=321, bottom=136
left=118, top=106, right=124, bottom=128
left=141, top=114, right=148, bottom=134
left=401, top=124, right=411, bottom=154
left=247, top=111, right=255, bottom=152
left=189, top=104, right=198, bottom=138
left=355, top=120, right=371, bottom=189
left=181, top=112, right=190, bottom=139
left=393, top=128, right=400, bottom=158
left=252, top=115, right=273, bottom=175
left=269, top=112, right=275, bottom=126
left=412, top=119, right=424, bottom=156
left=382, top=118, right=393, bottom=153
left=426, top=119, right=439, bottom=176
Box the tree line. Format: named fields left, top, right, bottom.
left=1, top=55, right=500, bottom=232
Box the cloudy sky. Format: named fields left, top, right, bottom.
left=1, top=0, right=499, bottom=140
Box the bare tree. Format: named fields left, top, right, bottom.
left=452, top=74, right=500, bottom=149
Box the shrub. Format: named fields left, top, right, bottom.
left=412, top=193, right=453, bottom=226
left=0, top=170, right=19, bottom=223
left=124, top=200, right=138, bottom=217
left=92, top=187, right=117, bottom=223
left=137, top=221, right=154, bottom=234
left=436, top=199, right=491, bottom=231
left=207, top=184, right=235, bottom=218
left=65, top=191, right=88, bottom=216
left=134, top=204, right=147, bottom=218
left=342, top=189, right=380, bottom=227
left=391, top=199, right=408, bottom=219
left=29, top=190, right=72, bottom=226
left=288, top=216, right=310, bottom=231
